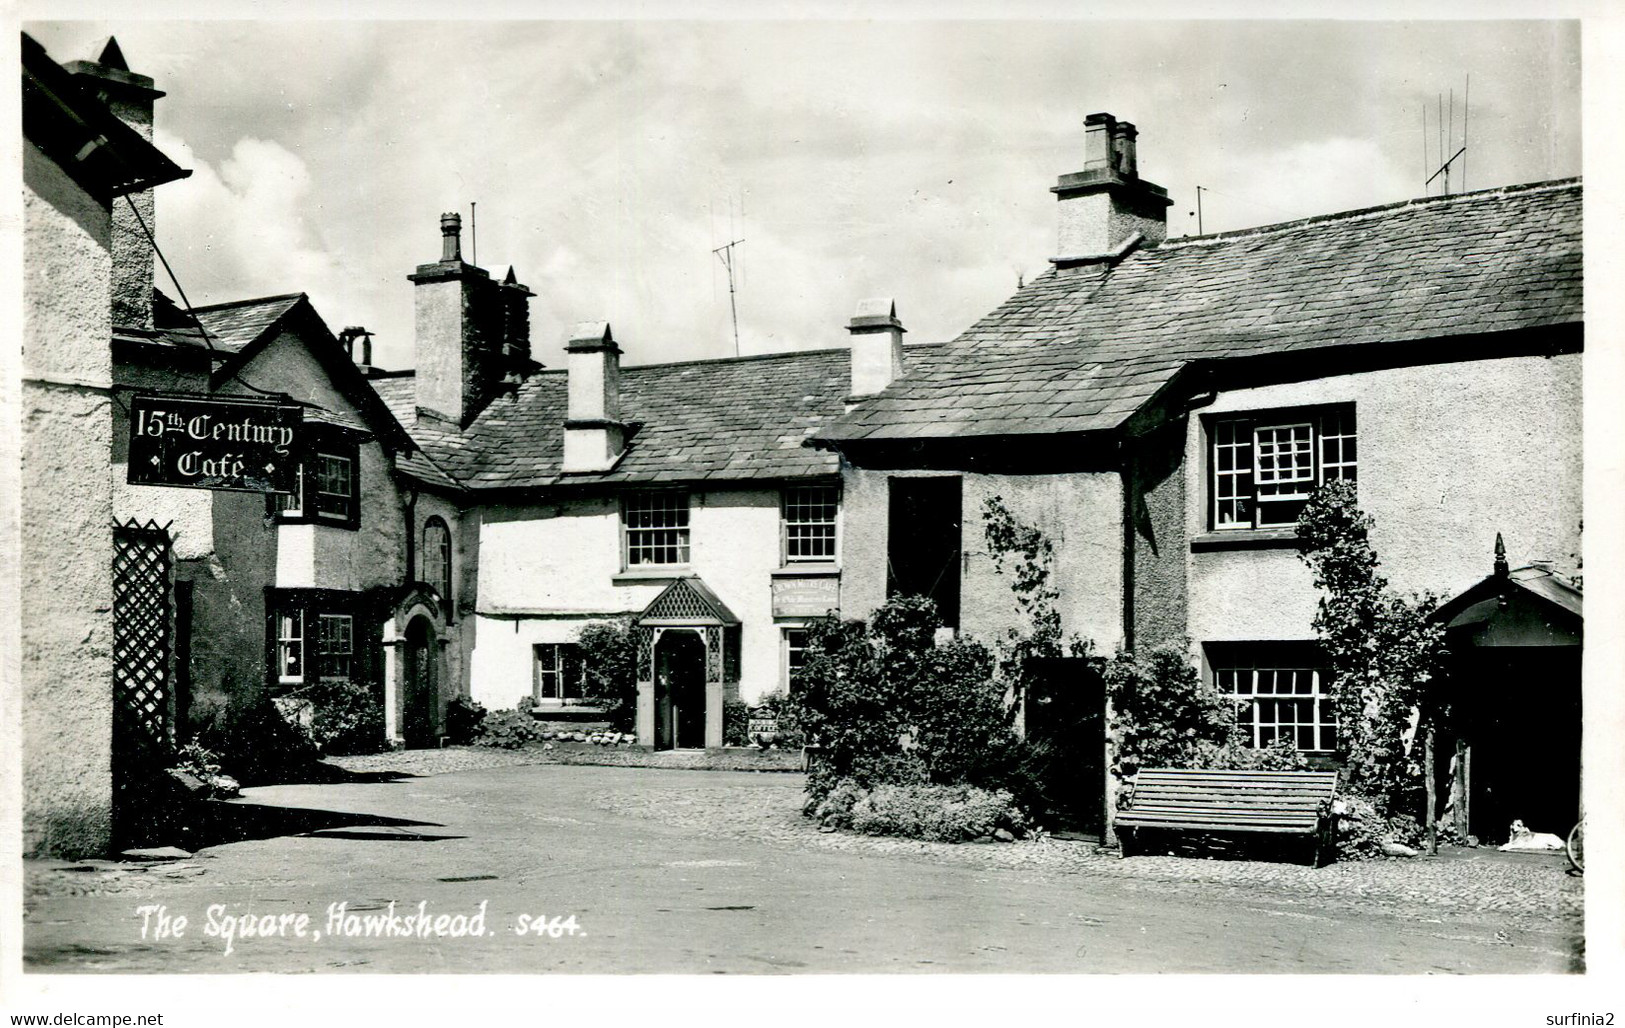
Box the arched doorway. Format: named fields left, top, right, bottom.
left=654, top=629, right=706, bottom=750
left=402, top=616, right=439, bottom=748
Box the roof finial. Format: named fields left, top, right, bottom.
left=1493, top=532, right=1509, bottom=578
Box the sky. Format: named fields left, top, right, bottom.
left=21, top=17, right=1583, bottom=373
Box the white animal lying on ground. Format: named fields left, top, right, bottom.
left=1498, top=819, right=1566, bottom=851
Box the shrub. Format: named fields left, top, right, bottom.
left=170, top=741, right=238, bottom=798
left=1334, top=792, right=1426, bottom=861
left=304, top=680, right=388, bottom=756
left=194, top=694, right=320, bottom=785
left=445, top=695, right=487, bottom=745
left=809, top=777, right=868, bottom=829
left=577, top=618, right=638, bottom=732
left=847, top=783, right=1027, bottom=843
left=1297, top=480, right=1449, bottom=820
left=473, top=705, right=544, bottom=749
left=722, top=699, right=750, bottom=746
left=1192, top=735, right=1311, bottom=772
left=1106, top=645, right=1233, bottom=779
left=783, top=595, right=1015, bottom=806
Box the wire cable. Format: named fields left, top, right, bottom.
left=120, top=193, right=287, bottom=399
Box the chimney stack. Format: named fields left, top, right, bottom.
left=846, top=298, right=906, bottom=398
left=562, top=322, right=627, bottom=474
left=409, top=212, right=532, bottom=425
left=1052, top=113, right=1171, bottom=264
left=67, top=38, right=163, bottom=331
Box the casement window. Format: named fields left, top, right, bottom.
left=276, top=613, right=305, bottom=685
left=1211, top=407, right=1356, bottom=530
left=311, top=452, right=355, bottom=522
left=268, top=590, right=370, bottom=693
left=782, top=628, right=810, bottom=693
left=421, top=516, right=452, bottom=602
left=782, top=486, right=839, bottom=564
left=316, top=614, right=354, bottom=681
left=533, top=643, right=585, bottom=705
left=1212, top=649, right=1337, bottom=753
left=623, top=491, right=690, bottom=567
left=268, top=429, right=361, bottom=529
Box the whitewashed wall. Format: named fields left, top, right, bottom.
left=470, top=485, right=831, bottom=709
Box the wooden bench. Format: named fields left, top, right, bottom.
left=1115, top=768, right=1339, bottom=866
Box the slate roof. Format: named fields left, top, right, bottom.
left=376, top=347, right=937, bottom=492
left=190, top=294, right=307, bottom=352
left=1506, top=565, right=1583, bottom=618
left=815, top=179, right=1582, bottom=443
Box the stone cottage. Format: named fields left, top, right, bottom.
left=810, top=113, right=1583, bottom=841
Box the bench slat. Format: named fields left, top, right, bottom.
left=1116, top=821, right=1314, bottom=834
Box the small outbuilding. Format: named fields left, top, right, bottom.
left=1433, top=536, right=1583, bottom=844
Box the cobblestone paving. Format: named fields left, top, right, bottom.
left=329, top=743, right=802, bottom=775
left=29, top=748, right=1578, bottom=931
left=583, top=783, right=1584, bottom=923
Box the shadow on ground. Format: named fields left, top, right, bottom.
left=180, top=797, right=461, bottom=850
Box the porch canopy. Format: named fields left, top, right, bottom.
left=637, top=576, right=740, bottom=628
left=1434, top=563, right=1582, bottom=647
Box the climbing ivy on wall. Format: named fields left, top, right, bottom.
left=1296, top=480, right=1450, bottom=820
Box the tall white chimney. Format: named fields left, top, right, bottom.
left=562, top=322, right=627, bottom=473
left=847, top=298, right=905, bottom=398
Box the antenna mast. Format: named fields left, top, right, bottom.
left=1424, top=76, right=1470, bottom=197
left=713, top=238, right=745, bottom=356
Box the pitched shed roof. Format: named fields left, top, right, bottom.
left=378, top=346, right=933, bottom=492
left=190, top=293, right=307, bottom=352
left=815, top=179, right=1582, bottom=443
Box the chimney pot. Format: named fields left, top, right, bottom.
left=441, top=212, right=463, bottom=262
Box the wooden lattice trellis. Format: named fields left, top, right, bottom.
left=112, top=519, right=174, bottom=753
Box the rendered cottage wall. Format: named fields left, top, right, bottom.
left=250, top=335, right=407, bottom=594
left=470, top=486, right=805, bottom=711
left=1180, top=350, right=1583, bottom=647
left=21, top=144, right=118, bottom=857
left=841, top=467, right=1125, bottom=651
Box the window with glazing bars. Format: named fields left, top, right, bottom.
left=623, top=491, right=690, bottom=566
left=317, top=614, right=353, bottom=680
left=1218, top=665, right=1337, bottom=752
left=421, top=517, right=452, bottom=600
left=1212, top=407, right=1356, bottom=529
left=783, top=628, right=810, bottom=692
left=276, top=613, right=304, bottom=684
left=782, top=486, right=838, bottom=563
left=313, top=452, right=354, bottom=520
left=533, top=644, right=584, bottom=703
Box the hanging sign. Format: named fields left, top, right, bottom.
left=127, top=393, right=303, bottom=493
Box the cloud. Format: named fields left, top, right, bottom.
left=152, top=130, right=348, bottom=333
left=1195, top=137, right=1415, bottom=235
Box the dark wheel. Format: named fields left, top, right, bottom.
left=1566, top=820, right=1584, bottom=874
